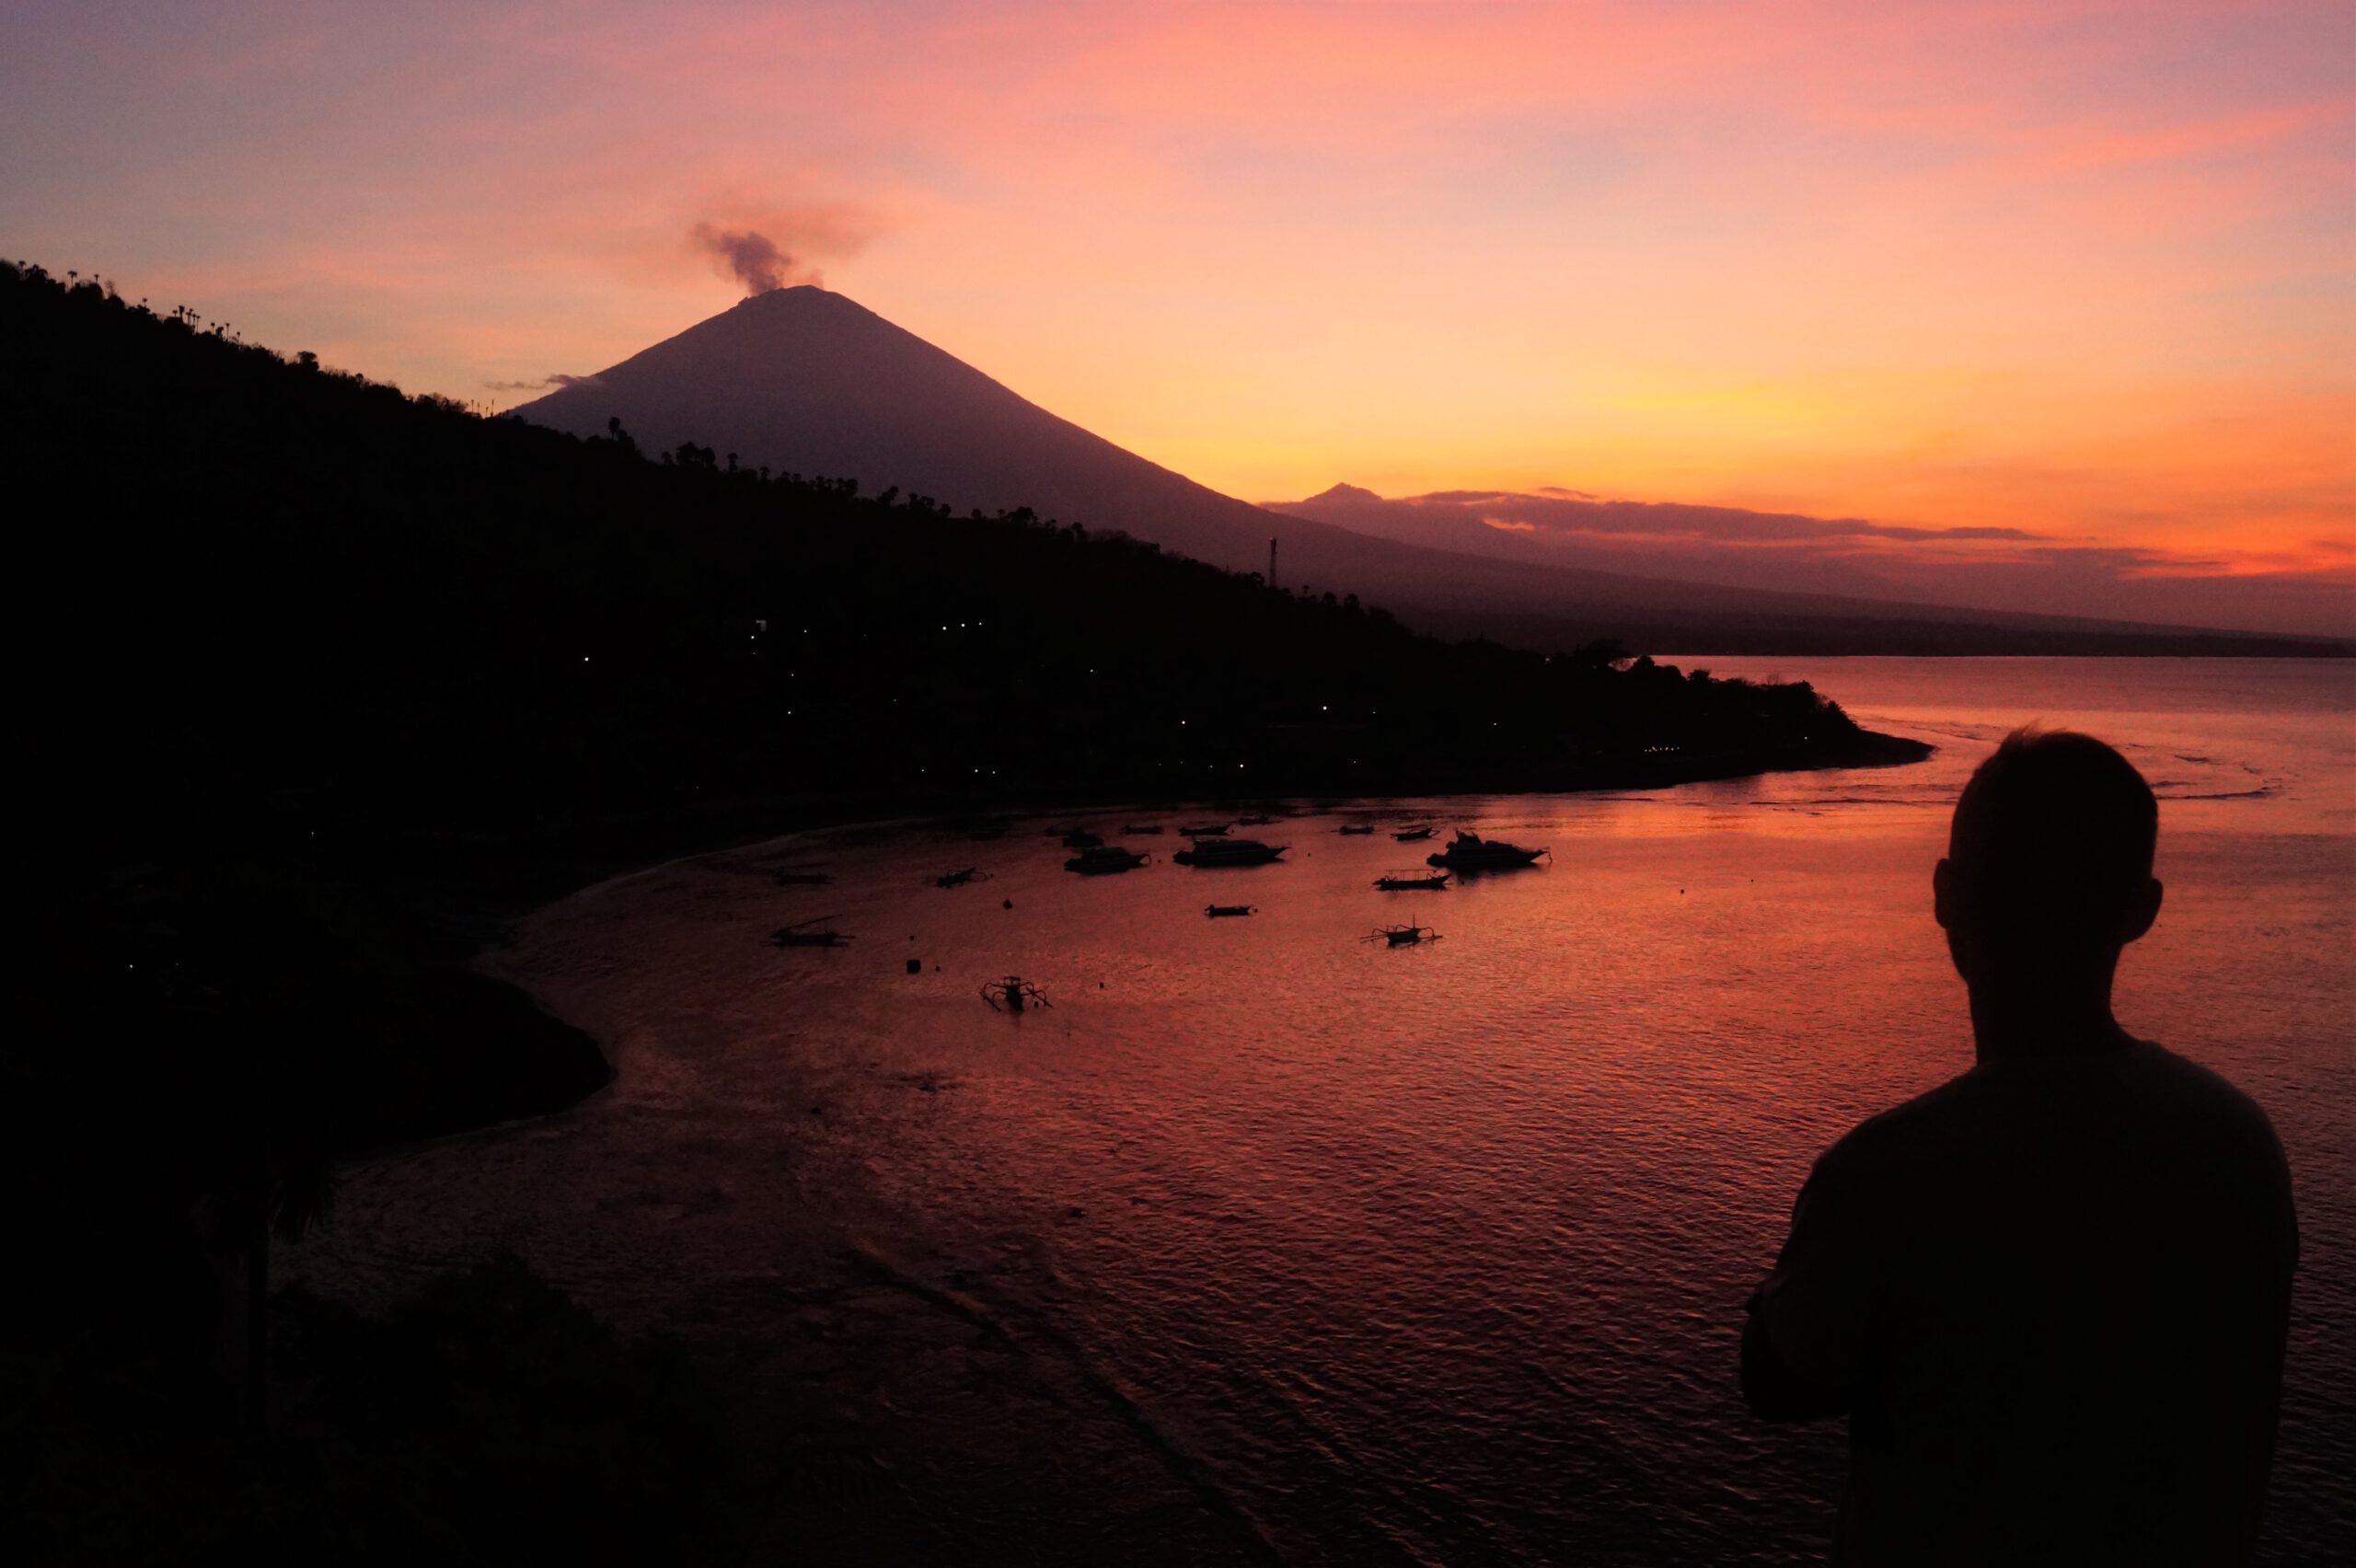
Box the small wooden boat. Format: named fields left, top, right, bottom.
left=1337, top=824, right=1377, bottom=836
left=1392, top=826, right=1436, bottom=842
left=1121, top=824, right=1165, bottom=835
left=771, top=917, right=851, bottom=948
left=1374, top=870, right=1450, bottom=891
left=1365, top=922, right=1441, bottom=947
left=1178, top=823, right=1231, bottom=837
left=982, top=974, right=1050, bottom=1012
left=1237, top=813, right=1276, bottom=826
left=1205, top=904, right=1255, bottom=918
left=1173, top=838, right=1288, bottom=867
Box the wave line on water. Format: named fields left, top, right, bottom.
left=841, top=1239, right=1289, bottom=1563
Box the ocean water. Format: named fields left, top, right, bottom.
left=291, top=657, right=2355, bottom=1564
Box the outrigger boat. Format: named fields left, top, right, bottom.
left=1337, top=824, right=1376, bottom=836
left=1374, top=870, right=1451, bottom=891
left=771, top=916, right=851, bottom=948
left=1425, top=832, right=1549, bottom=870
left=1364, top=922, right=1441, bottom=947
left=1172, top=838, right=1288, bottom=867
left=1066, top=845, right=1149, bottom=874
left=1392, top=825, right=1436, bottom=842
left=934, top=867, right=991, bottom=889
left=1204, top=904, right=1255, bottom=918
left=982, top=975, right=1051, bottom=1012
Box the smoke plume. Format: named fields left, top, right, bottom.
left=693, top=224, right=806, bottom=294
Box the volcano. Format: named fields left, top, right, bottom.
left=510, top=290, right=2339, bottom=656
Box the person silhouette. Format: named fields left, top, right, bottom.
left=1741, top=729, right=2298, bottom=1566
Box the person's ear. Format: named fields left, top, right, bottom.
left=1933, top=859, right=1956, bottom=931
left=2119, top=877, right=2163, bottom=945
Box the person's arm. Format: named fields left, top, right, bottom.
left=1742, top=1136, right=1878, bottom=1422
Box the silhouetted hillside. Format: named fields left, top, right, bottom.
left=9, top=259, right=1916, bottom=880
left=2, top=258, right=1920, bottom=1563
left=7, top=249, right=1919, bottom=1210
left=6, top=256, right=1919, bottom=1215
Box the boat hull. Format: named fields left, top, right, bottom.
left=1172, top=837, right=1287, bottom=868
left=1066, top=851, right=1147, bottom=874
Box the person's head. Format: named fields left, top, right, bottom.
left=1934, top=729, right=2163, bottom=996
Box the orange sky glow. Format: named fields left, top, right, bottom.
left=5, top=1, right=2350, bottom=633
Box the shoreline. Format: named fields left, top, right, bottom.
left=408, top=725, right=1935, bottom=1156
left=314, top=732, right=1958, bottom=1563
left=287, top=717, right=1937, bottom=1170
left=473, top=725, right=1935, bottom=936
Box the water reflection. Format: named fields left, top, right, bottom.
left=289, top=659, right=2355, bottom=1564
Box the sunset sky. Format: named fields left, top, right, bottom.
left=6, top=1, right=2350, bottom=633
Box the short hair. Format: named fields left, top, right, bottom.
left=1948, top=729, right=2156, bottom=955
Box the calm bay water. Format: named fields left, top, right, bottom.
left=292, top=658, right=2355, bottom=1564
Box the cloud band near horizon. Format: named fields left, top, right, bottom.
left=1272, top=484, right=2354, bottom=640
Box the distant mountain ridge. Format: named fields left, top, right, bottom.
left=512, top=289, right=2344, bottom=657
left=1267, top=481, right=2354, bottom=645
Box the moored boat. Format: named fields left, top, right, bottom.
left=1066, top=845, right=1149, bottom=874
left=982, top=974, right=1050, bottom=1011
left=771, top=917, right=851, bottom=947
left=1393, top=825, right=1436, bottom=842
left=1204, top=903, right=1255, bottom=917
left=1425, top=832, right=1548, bottom=870
left=1172, top=837, right=1288, bottom=867
left=1374, top=870, right=1450, bottom=891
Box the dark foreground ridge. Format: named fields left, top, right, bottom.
left=7, top=242, right=1923, bottom=1213
left=6, top=259, right=1923, bottom=1559
left=9, top=256, right=1923, bottom=888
